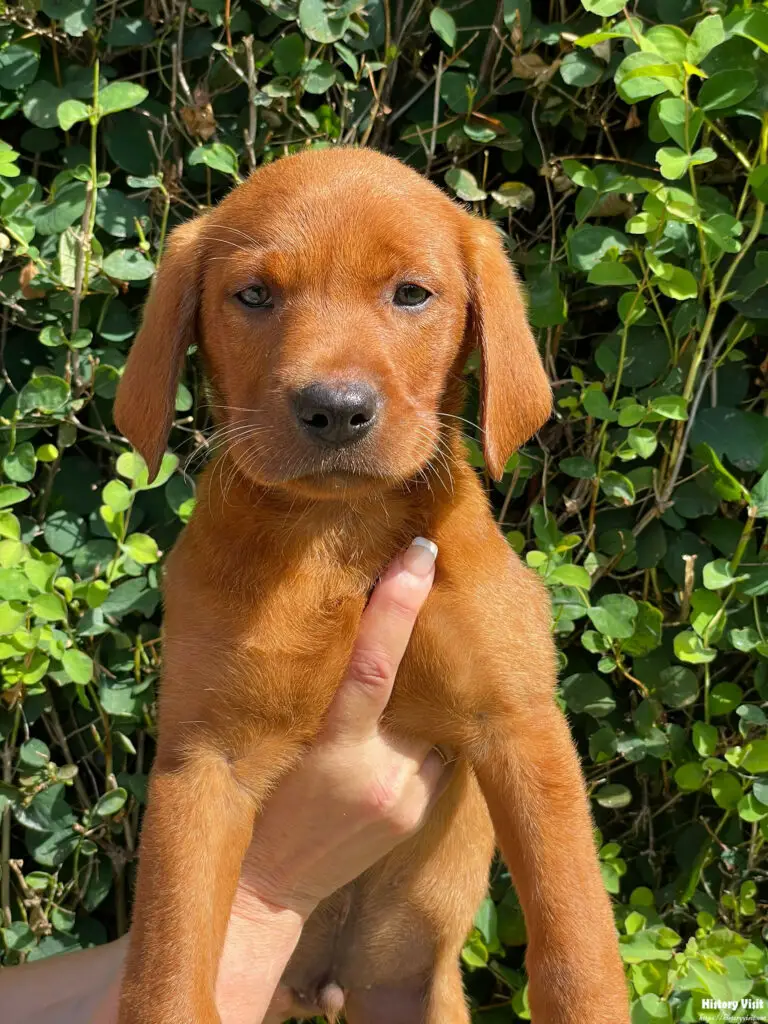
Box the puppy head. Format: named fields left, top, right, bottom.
left=114, top=148, right=550, bottom=495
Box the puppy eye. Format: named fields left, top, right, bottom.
left=237, top=284, right=272, bottom=309
left=393, top=283, right=432, bottom=308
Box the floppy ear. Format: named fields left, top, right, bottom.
left=113, top=217, right=207, bottom=480
left=463, top=217, right=552, bottom=481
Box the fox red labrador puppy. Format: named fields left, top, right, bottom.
left=114, top=147, right=628, bottom=1024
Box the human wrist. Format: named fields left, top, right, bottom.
left=229, top=882, right=311, bottom=932
left=232, top=870, right=323, bottom=931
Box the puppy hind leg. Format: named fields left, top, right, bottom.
left=345, top=979, right=428, bottom=1024
left=426, top=954, right=471, bottom=1024
left=344, top=957, right=469, bottom=1024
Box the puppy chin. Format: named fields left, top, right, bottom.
left=279, top=472, right=387, bottom=501
left=230, top=440, right=432, bottom=501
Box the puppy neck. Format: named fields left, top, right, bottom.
left=189, top=435, right=468, bottom=571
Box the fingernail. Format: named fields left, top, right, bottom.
left=402, top=537, right=438, bottom=577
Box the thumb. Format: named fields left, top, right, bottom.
left=322, top=538, right=438, bottom=741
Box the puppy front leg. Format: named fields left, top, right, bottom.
left=472, top=702, right=629, bottom=1024
left=119, top=748, right=274, bottom=1024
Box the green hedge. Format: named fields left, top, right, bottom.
left=1, top=0, right=767, bottom=1020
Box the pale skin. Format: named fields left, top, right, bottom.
left=0, top=538, right=450, bottom=1024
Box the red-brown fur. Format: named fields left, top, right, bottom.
left=113, top=147, right=629, bottom=1024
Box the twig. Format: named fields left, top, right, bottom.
left=243, top=36, right=258, bottom=173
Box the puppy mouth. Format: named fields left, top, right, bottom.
left=224, top=415, right=437, bottom=495
left=279, top=449, right=416, bottom=498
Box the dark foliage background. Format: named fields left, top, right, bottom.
left=0, top=0, right=767, bottom=1020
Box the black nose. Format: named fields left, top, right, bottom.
left=294, top=381, right=379, bottom=448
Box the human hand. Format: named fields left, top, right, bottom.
left=234, top=535, right=450, bottom=919
left=73, top=538, right=449, bottom=1024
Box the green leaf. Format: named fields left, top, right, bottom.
left=595, top=783, right=632, bottom=809
left=27, top=829, right=79, bottom=868
left=601, top=471, right=635, bottom=505
left=102, top=249, right=155, bottom=281
left=97, top=82, right=148, bottom=117
left=644, top=25, right=689, bottom=64
left=626, top=212, right=658, bottom=235
left=653, top=265, right=698, bottom=300
left=693, top=722, right=718, bottom=757
left=627, top=428, right=657, bottom=459
left=272, top=33, right=306, bottom=75
left=581, top=0, right=624, bottom=14
left=587, top=262, right=637, bottom=287
left=587, top=594, right=638, bottom=639
left=690, top=589, right=721, bottom=639
left=559, top=457, right=596, bottom=479
left=747, top=176, right=768, bottom=224
left=123, top=533, right=160, bottom=565
left=560, top=51, right=604, bottom=88
left=116, top=450, right=177, bottom=489
left=0, top=601, right=26, bottom=634
left=650, top=395, right=687, bottom=420
left=18, top=375, right=70, bottom=415
left=568, top=226, right=629, bottom=272
left=711, top=772, right=742, bottom=810
left=19, top=738, right=51, bottom=770
left=742, top=740, right=768, bottom=775
left=702, top=559, right=743, bottom=591
left=23, top=81, right=70, bottom=129
left=95, top=189, right=148, bottom=239
left=583, top=387, right=618, bottom=422
left=632, top=992, right=673, bottom=1024
left=0, top=41, right=40, bottom=90
left=57, top=99, right=90, bottom=131
left=698, top=70, right=757, bottom=112
left=93, top=787, right=128, bottom=818
left=298, top=0, right=350, bottom=43
left=657, top=97, right=703, bottom=151
left=710, top=682, right=743, bottom=717
left=561, top=673, right=616, bottom=717
left=687, top=14, right=724, bottom=64
left=0, top=485, right=30, bottom=510
left=623, top=601, right=663, bottom=656
left=62, top=648, right=94, bottom=684
left=502, top=0, right=531, bottom=30
left=675, top=762, right=706, bottom=791
left=430, top=7, right=456, bottom=48
left=188, top=143, right=240, bottom=178
left=3, top=443, right=37, bottom=483
left=302, top=59, right=337, bottom=94
left=444, top=168, right=486, bottom=202
left=674, top=630, right=716, bottom=664
left=490, top=182, right=535, bottom=211
left=31, top=593, right=67, bottom=622
left=116, top=451, right=147, bottom=483
left=727, top=7, right=768, bottom=51
left=750, top=469, right=768, bottom=516
left=103, top=479, right=133, bottom=513
left=657, top=666, right=698, bottom=708
left=107, top=16, right=156, bottom=46
left=528, top=268, right=567, bottom=327
left=43, top=510, right=86, bottom=555
left=615, top=54, right=682, bottom=104
left=694, top=444, right=750, bottom=503
left=656, top=147, right=690, bottom=180
left=548, top=564, right=591, bottom=589
left=561, top=160, right=598, bottom=190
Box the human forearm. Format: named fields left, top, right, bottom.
left=215, top=891, right=304, bottom=1024
left=0, top=937, right=126, bottom=1024
left=0, top=899, right=300, bottom=1024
